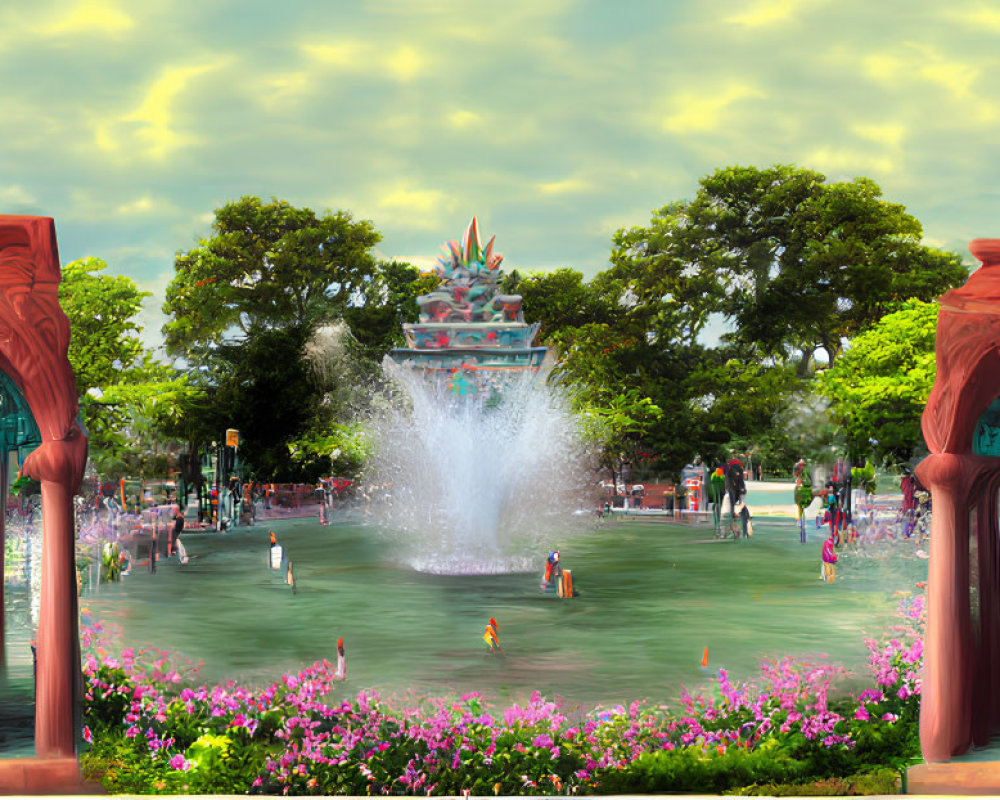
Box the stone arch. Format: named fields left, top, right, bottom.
left=0, top=216, right=88, bottom=782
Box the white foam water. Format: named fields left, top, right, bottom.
left=364, top=359, right=595, bottom=574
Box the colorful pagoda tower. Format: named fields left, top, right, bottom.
left=389, top=217, right=546, bottom=396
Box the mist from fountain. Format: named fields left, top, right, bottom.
left=364, top=359, right=595, bottom=575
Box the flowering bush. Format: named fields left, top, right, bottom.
left=81, top=585, right=927, bottom=795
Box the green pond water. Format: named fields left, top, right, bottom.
left=1, top=511, right=925, bottom=756
left=75, top=514, right=922, bottom=710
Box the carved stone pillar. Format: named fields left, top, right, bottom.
left=917, top=453, right=974, bottom=760
left=0, top=216, right=87, bottom=759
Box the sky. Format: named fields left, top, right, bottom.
left=3, top=0, right=1000, bottom=350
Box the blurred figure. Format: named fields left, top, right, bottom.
left=334, top=637, right=347, bottom=680
left=821, top=531, right=837, bottom=582
left=540, top=550, right=561, bottom=591
left=483, top=617, right=503, bottom=654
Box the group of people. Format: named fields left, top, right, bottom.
left=708, top=459, right=752, bottom=539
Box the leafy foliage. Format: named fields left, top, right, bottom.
left=611, top=165, right=965, bottom=368
left=162, top=196, right=381, bottom=359
left=813, top=299, right=938, bottom=465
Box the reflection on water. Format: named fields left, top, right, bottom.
left=71, top=515, right=923, bottom=711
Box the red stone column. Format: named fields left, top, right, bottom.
left=986, top=475, right=1000, bottom=733
left=918, top=453, right=974, bottom=761
left=0, top=451, right=6, bottom=666
left=972, top=475, right=996, bottom=746
left=24, top=432, right=87, bottom=757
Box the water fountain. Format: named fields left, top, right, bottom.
left=366, top=218, right=593, bottom=574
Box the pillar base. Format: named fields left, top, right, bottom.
left=0, top=756, right=101, bottom=795
left=908, top=759, right=1000, bottom=795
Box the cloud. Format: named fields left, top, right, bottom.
left=0, top=185, right=37, bottom=207
left=115, top=195, right=174, bottom=216
left=372, top=182, right=455, bottom=231
left=300, top=41, right=366, bottom=68
left=919, top=59, right=978, bottom=99
left=851, top=122, right=905, bottom=149
left=38, top=0, right=134, bottom=37
left=536, top=177, right=595, bottom=195
left=725, top=0, right=811, bottom=27
left=662, top=84, right=765, bottom=133
left=447, top=110, right=483, bottom=129
left=384, top=45, right=425, bottom=81
left=94, top=59, right=231, bottom=160
left=65, top=189, right=176, bottom=222
left=947, top=4, right=1000, bottom=31
left=300, top=39, right=431, bottom=83
left=804, top=146, right=895, bottom=176
left=863, top=43, right=986, bottom=104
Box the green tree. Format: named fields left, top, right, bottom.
left=162, top=198, right=396, bottom=482
left=93, top=356, right=203, bottom=479
left=814, top=299, right=938, bottom=465
left=502, top=268, right=615, bottom=345
left=209, top=323, right=326, bottom=482
left=163, top=196, right=382, bottom=359
left=343, top=260, right=439, bottom=361
left=58, top=257, right=163, bottom=470
left=612, top=165, right=966, bottom=369
left=60, top=257, right=149, bottom=390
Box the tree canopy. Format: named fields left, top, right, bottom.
left=161, top=197, right=417, bottom=482
left=611, top=165, right=965, bottom=369
left=163, top=196, right=382, bottom=359
left=58, top=166, right=964, bottom=486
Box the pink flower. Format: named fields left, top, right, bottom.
left=168, top=754, right=188, bottom=770
left=854, top=706, right=870, bottom=721
left=82, top=725, right=92, bottom=743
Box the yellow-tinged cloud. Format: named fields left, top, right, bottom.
left=379, top=184, right=445, bottom=214
left=447, top=110, right=483, bottom=129
left=537, top=177, right=594, bottom=195
left=725, top=0, right=803, bottom=27
left=949, top=5, right=1000, bottom=30
left=851, top=123, right=905, bottom=149
left=258, top=71, right=312, bottom=110
left=663, top=85, right=764, bottom=134
left=95, top=59, right=230, bottom=160
left=865, top=44, right=982, bottom=102
left=374, top=183, right=453, bottom=231
left=806, top=146, right=895, bottom=176
left=115, top=196, right=156, bottom=215
left=385, top=46, right=424, bottom=81
left=920, top=60, right=978, bottom=98
left=301, top=39, right=431, bottom=83
left=301, top=42, right=365, bottom=67
left=0, top=185, right=37, bottom=206
left=39, top=0, right=133, bottom=36
left=863, top=54, right=903, bottom=81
